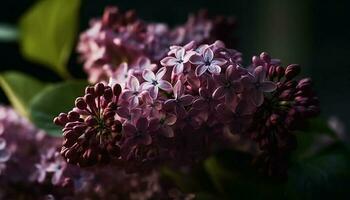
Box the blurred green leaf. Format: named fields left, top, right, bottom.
left=19, top=0, right=81, bottom=79
left=286, top=149, right=350, bottom=199
left=0, top=71, right=46, bottom=117
left=0, top=23, right=18, bottom=42
left=29, top=80, right=87, bottom=136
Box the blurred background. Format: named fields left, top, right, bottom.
left=0, top=0, right=349, bottom=126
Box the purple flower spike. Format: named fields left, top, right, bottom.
left=164, top=80, right=194, bottom=116
left=142, top=67, right=173, bottom=98
left=190, top=47, right=226, bottom=76
left=242, top=66, right=277, bottom=106
left=160, top=48, right=192, bottom=75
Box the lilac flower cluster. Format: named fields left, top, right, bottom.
left=0, top=105, right=184, bottom=199
left=58, top=39, right=319, bottom=178
left=77, top=6, right=237, bottom=83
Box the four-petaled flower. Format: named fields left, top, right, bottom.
left=161, top=48, right=192, bottom=75
left=121, top=75, right=144, bottom=108
left=123, top=117, right=155, bottom=147
left=142, top=67, right=173, bottom=98
left=213, top=65, right=244, bottom=104
left=164, top=80, right=194, bottom=117
left=190, top=47, right=226, bottom=76
left=150, top=112, right=177, bottom=138
left=242, top=66, right=277, bottom=106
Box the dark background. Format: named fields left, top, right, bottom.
left=0, top=0, right=349, bottom=126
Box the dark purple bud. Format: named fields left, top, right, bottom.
left=85, top=86, right=95, bottom=96
left=68, top=111, right=80, bottom=121
left=285, top=64, right=301, bottom=80
left=260, top=52, right=271, bottom=63
left=75, top=97, right=87, bottom=110
left=103, top=87, right=113, bottom=101
left=276, top=66, right=285, bottom=79
left=85, top=116, right=98, bottom=126
left=113, top=84, right=122, bottom=97
left=95, top=83, right=105, bottom=96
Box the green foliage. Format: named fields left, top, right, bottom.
left=19, top=0, right=81, bottom=79
left=29, top=80, right=87, bottom=136
left=0, top=71, right=46, bottom=117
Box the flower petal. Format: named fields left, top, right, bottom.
left=156, top=67, right=167, bottom=80
left=123, top=123, right=137, bottom=137
left=208, top=64, right=221, bottom=75
left=142, top=70, right=156, bottom=82
left=251, top=89, right=264, bottom=106
left=173, top=63, right=184, bottom=75
left=140, top=134, right=152, bottom=145
left=175, top=48, right=185, bottom=59
left=130, top=96, right=139, bottom=108
left=203, top=47, right=214, bottom=62
left=136, top=117, right=148, bottom=131
left=195, top=64, right=208, bottom=76
left=180, top=95, right=194, bottom=106
left=213, top=86, right=225, bottom=99
left=128, top=75, right=140, bottom=91
left=173, top=80, right=183, bottom=99
left=160, top=57, right=178, bottom=66
left=164, top=99, right=177, bottom=110
left=211, top=58, right=227, bottom=66
left=164, top=113, right=177, bottom=125
left=117, top=107, right=130, bottom=119
left=158, top=80, right=173, bottom=92
left=160, top=126, right=174, bottom=138
left=253, top=66, right=266, bottom=82
left=189, top=54, right=204, bottom=65
left=192, top=98, right=206, bottom=109
left=260, top=81, right=277, bottom=92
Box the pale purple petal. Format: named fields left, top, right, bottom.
left=195, top=64, right=208, bottom=76
left=142, top=70, right=156, bottom=82
left=208, top=64, right=221, bottom=75
left=128, top=75, right=140, bottom=91
left=120, top=90, right=134, bottom=100
left=173, top=80, right=183, bottom=99
left=203, top=48, right=214, bottom=62
left=173, top=63, right=184, bottom=75
left=251, top=89, right=264, bottom=106
left=156, top=67, right=167, bottom=80
left=175, top=48, right=185, bottom=59
left=253, top=66, right=266, bottom=82
left=189, top=54, right=204, bottom=65
left=158, top=80, right=172, bottom=92
left=149, top=86, right=159, bottom=99
left=130, top=96, right=139, bottom=108
left=160, top=57, right=178, bottom=66
left=211, top=58, right=227, bottom=66
left=260, top=81, right=277, bottom=92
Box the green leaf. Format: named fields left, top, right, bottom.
left=0, top=71, right=46, bottom=117
left=29, top=80, right=87, bottom=136
left=286, top=150, right=350, bottom=199
left=19, top=0, right=81, bottom=79
left=0, top=23, right=18, bottom=42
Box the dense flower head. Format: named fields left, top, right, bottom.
left=61, top=39, right=320, bottom=178
left=78, top=6, right=237, bottom=83
left=54, top=83, right=123, bottom=166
